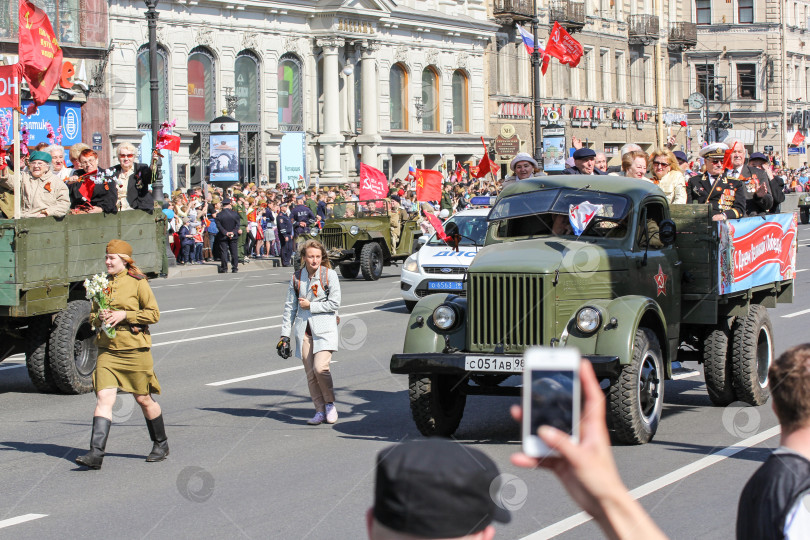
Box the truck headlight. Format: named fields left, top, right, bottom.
left=575, top=307, right=602, bottom=334
left=350, top=225, right=359, bottom=235
left=310, top=227, right=319, bottom=236
left=432, top=305, right=458, bottom=330
left=403, top=254, right=418, bottom=273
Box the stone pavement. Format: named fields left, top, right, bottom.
left=167, top=257, right=283, bottom=278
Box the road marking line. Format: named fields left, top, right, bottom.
left=0, top=364, right=25, bottom=371
left=207, top=361, right=340, bottom=386
left=246, top=283, right=280, bottom=288
left=151, top=298, right=400, bottom=337
left=155, top=305, right=402, bottom=348
left=796, top=269, right=808, bottom=273
left=0, top=514, right=47, bottom=530
left=781, top=308, right=810, bottom=318
left=161, top=308, right=195, bottom=314
left=521, top=426, right=780, bottom=539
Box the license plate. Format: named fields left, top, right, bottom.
left=465, top=356, right=524, bottom=372
left=427, top=281, right=464, bottom=291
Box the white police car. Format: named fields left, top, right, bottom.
left=400, top=206, right=490, bottom=312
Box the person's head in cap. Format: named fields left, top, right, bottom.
left=368, top=439, right=510, bottom=540
left=699, top=142, right=729, bottom=177
left=222, top=198, right=233, bottom=207
left=510, top=152, right=539, bottom=180
left=748, top=152, right=770, bottom=172
left=105, top=239, right=143, bottom=277
left=572, top=148, right=597, bottom=175
left=28, top=150, right=52, bottom=178
left=390, top=194, right=401, bottom=204
left=673, top=151, right=689, bottom=172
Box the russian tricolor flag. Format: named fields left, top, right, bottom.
left=517, top=24, right=543, bottom=55
left=408, top=165, right=416, bottom=176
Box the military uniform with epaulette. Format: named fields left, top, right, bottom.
left=688, top=173, right=746, bottom=220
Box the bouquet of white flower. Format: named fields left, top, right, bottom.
left=84, top=274, right=116, bottom=338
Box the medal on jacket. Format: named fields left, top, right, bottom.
left=311, top=283, right=319, bottom=296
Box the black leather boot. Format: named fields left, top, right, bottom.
left=75, top=416, right=111, bottom=470
left=145, top=414, right=169, bottom=462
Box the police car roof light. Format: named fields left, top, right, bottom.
left=469, top=196, right=495, bottom=207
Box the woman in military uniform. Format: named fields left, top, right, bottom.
left=76, top=240, right=167, bottom=469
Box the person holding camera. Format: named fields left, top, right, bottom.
left=277, top=240, right=341, bottom=425
left=215, top=198, right=242, bottom=273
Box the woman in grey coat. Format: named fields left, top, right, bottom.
left=279, top=239, right=342, bottom=425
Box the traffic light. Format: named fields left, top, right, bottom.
left=713, top=84, right=723, bottom=101
left=720, top=112, right=733, bottom=129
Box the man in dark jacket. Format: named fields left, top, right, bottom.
left=563, top=148, right=607, bottom=175
left=290, top=194, right=316, bottom=237
left=724, top=138, right=773, bottom=215
left=748, top=152, right=786, bottom=214
left=215, top=198, right=241, bottom=273
left=687, top=143, right=746, bottom=221
left=277, top=202, right=294, bottom=267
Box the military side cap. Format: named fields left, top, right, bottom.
left=699, top=142, right=729, bottom=159
left=29, top=150, right=52, bottom=163
left=573, top=148, right=596, bottom=159
left=749, top=152, right=768, bottom=162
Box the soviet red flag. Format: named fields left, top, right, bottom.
left=415, top=169, right=442, bottom=201
left=18, top=1, right=63, bottom=113
left=454, top=161, right=464, bottom=182
left=359, top=163, right=388, bottom=200
left=541, top=22, right=584, bottom=75
left=423, top=207, right=449, bottom=242
left=792, top=130, right=805, bottom=146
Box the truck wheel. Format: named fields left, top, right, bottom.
left=608, top=328, right=664, bottom=445
left=703, top=322, right=737, bottom=406
left=731, top=305, right=773, bottom=406
left=25, top=315, right=57, bottom=393
left=339, top=263, right=360, bottom=279
left=801, top=207, right=809, bottom=224
left=292, top=252, right=302, bottom=272
left=404, top=300, right=417, bottom=313
left=48, top=300, right=97, bottom=394
left=360, top=243, right=384, bottom=281
left=408, top=374, right=466, bottom=436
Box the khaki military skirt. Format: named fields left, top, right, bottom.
left=93, top=347, right=161, bottom=395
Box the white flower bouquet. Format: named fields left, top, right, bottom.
left=84, top=274, right=116, bottom=338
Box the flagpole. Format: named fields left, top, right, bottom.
left=531, top=14, right=542, bottom=163
left=12, top=107, right=20, bottom=219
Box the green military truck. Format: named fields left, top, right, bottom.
left=0, top=210, right=165, bottom=393
left=390, top=176, right=796, bottom=444
left=798, top=191, right=810, bottom=223
left=295, top=199, right=423, bottom=280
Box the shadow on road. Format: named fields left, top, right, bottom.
left=0, top=440, right=143, bottom=462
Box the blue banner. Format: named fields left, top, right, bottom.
left=279, top=132, right=306, bottom=187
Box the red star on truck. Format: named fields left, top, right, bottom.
left=654, top=265, right=668, bottom=296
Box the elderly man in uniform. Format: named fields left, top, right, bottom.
left=563, top=148, right=607, bottom=175
left=388, top=196, right=408, bottom=248
left=0, top=150, right=71, bottom=218
left=723, top=137, right=772, bottom=215
left=687, top=143, right=746, bottom=221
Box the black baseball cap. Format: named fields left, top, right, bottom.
left=373, top=439, right=511, bottom=538
left=749, top=152, right=768, bottom=162
left=673, top=151, right=688, bottom=163
left=572, top=148, right=596, bottom=160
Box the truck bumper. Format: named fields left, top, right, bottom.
left=390, top=353, right=621, bottom=379
left=328, top=249, right=355, bottom=263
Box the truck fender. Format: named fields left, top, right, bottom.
left=402, top=293, right=467, bottom=355
left=561, top=296, right=668, bottom=372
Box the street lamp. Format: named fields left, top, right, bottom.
left=145, top=0, right=163, bottom=202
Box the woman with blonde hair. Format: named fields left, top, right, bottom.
left=648, top=147, right=687, bottom=204
left=278, top=239, right=342, bottom=425
left=76, top=240, right=166, bottom=469
left=622, top=150, right=649, bottom=179
left=111, top=142, right=154, bottom=212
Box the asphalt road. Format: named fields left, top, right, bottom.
left=2, top=228, right=810, bottom=539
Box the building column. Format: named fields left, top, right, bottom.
left=359, top=40, right=380, bottom=167
left=317, top=38, right=345, bottom=182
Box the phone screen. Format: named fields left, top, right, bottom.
left=529, top=369, right=576, bottom=436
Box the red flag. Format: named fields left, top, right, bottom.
left=792, top=131, right=805, bottom=146
left=18, top=1, right=62, bottom=111
left=723, top=141, right=742, bottom=172
left=541, top=22, right=584, bottom=75
left=415, top=169, right=442, bottom=201
left=0, top=64, right=21, bottom=108
left=359, top=163, right=388, bottom=200
left=423, top=208, right=449, bottom=242
left=474, top=152, right=499, bottom=179
left=454, top=161, right=464, bottom=182
left=157, top=134, right=181, bottom=152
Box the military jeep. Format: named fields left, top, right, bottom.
left=390, top=176, right=795, bottom=445
left=798, top=191, right=810, bottom=223
left=295, top=199, right=423, bottom=280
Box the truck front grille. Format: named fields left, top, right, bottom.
left=468, top=273, right=543, bottom=353
left=320, top=227, right=344, bottom=250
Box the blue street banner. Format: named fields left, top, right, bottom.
left=718, top=214, right=797, bottom=295
left=279, top=132, right=306, bottom=186
left=1, top=100, right=82, bottom=164
left=210, top=133, right=239, bottom=183
left=139, top=130, right=172, bottom=195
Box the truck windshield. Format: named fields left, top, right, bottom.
left=428, top=215, right=488, bottom=246
left=327, top=200, right=388, bottom=218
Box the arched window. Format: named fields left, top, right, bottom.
left=390, top=63, right=408, bottom=131
left=136, top=46, right=169, bottom=127
left=188, top=49, right=216, bottom=124
left=452, top=70, right=468, bottom=133
left=421, top=67, right=439, bottom=132
left=278, top=54, right=303, bottom=131
left=235, top=52, right=260, bottom=123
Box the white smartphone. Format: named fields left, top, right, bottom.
left=522, top=346, right=581, bottom=458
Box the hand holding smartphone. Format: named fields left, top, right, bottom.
left=521, top=346, right=581, bottom=458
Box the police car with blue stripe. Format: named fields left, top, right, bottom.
left=400, top=199, right=492, bottom=312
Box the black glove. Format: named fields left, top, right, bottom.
left=276, top=336, right=291, bottom=359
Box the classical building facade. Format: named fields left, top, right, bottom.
left=107, top=0, right=497, bottom=190
left=686, top=0, right=810, bottom=166
left=487, top=0, right=694, bottom=170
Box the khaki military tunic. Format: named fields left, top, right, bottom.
left=0, top=169, right=70, bottom=218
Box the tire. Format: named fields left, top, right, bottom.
left=292, top=252, right=302, bottom=272
left=731, top=304, right=773, bottom=406
left=608, top=328, right=665, bottom=445
left=360, top=242, right=384, bottom=281
left=48, top=300, right=97, bottom=394
left=339, top=263, right=360, bottom=280
left=404, top=300, right=417, bottom=313
left=25, top=315, right=57, bottom=393
left=801, top=207, right=809, bottom=225
left=703, top=321, right=737, bottom=406
left=408, top=374, right=466, bottom=436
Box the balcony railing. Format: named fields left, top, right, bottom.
left=628, top=14, right=660, bottom=44
left=493, top=0, right=534, bottom=24
left=548, top=0, right=585, bottom=33
left=668, top=21, right=697, bottom=50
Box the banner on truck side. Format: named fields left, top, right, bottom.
left=718, top=214, right=797, bottom=295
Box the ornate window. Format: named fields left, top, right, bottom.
left=390, top=63, right=408, bottom=131
left=136, top=46, right=169, bottom=128
left=452, top=70, right=468, bottom=133
left=188, top=48, right=216, bottom=124
left=235, top=52, right=260, bottom=124
left=421, top=66, right=439, bottom=132
left=278, top=53, right=303, bottom=131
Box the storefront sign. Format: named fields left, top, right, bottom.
left=498, top=102, right=532, bottom=118
left=634, top=109, right=650, bottom=122
left=279, top=132, right=306, bottom=187
left=494, top=135, right=520, bottom=157
left=0, top=64, right=20, bottom=108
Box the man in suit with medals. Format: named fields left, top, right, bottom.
left=723, top=137, right=773, bottom=215
left=688, top=143, right=746, bottom=222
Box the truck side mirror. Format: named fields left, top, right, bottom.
left=659, top=219, right=677, bottom=246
